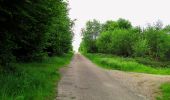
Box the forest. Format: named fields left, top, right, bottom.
left=79, top=19, right=170, bottom=61
left=0, top=0, right=73, bottom=68
left=0, top=0, right=73, bottom=99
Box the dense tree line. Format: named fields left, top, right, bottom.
left=79, top=20, right=101, bottom=53
left=0, top=0, right=73, bottom=68
left=79, top=18, right=170, bottom=61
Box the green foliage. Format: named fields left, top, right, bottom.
left=85, top=53, right=170, bottom=75
left=133, top=38, right=150, bottom=57
left=79, top=41, right=88, bottom=53
left=117, top=18, right=132, bottom=29
left=144, top=28, right=170, bottom=60
left=102, top=18, right=132, bottom=31
left=97, top=29, right=138, bottom=56
left=157, top=83, right=170, bottom=100
left=163, top=25, right=170, bottom=32
left=80, top=19, right=101, bottom=53
left=80, top=18, right=133, bottom=54
left=0, top=53, right=73, bottom=100
left=102, top=20, right=119, bottom=31
left=96, top=32, right=112, bottom=53
left=0, top=0, right=73, bottom=67
left=46, top=2, right=73, bottom=55
left=0, top=32, right=15, bottom=67
left=134, top=57, right=170, bottom=68
left=80, top=18, right=170, bottom=61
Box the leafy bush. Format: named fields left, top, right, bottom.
left=97, top=29, right=138, bottom=56
left=144, top=28, right=170, bottom=60
left=80, top=19, right=170, bottom=61
left=134, top=57, right=170, bottom=68
left=133, top=39, right=150, bottom=57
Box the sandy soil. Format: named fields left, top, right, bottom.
left=56, top=54, right=170, bottom=100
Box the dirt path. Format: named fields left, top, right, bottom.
left=56, top=54, right=170, bottom=100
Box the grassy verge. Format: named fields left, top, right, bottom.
left=0, top=53, right=73, bottom=100
left=84, top=53, right=170, bottom=75
left=157, top=83, right=170, bottom=100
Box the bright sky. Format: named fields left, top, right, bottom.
left=68, top=0, right=170, bottom=52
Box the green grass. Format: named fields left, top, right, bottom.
left=0, top=53, right=73, bottom=100
left=84, top=53, right=170, bottom=75
left=157, top=83, right=170, bottom=100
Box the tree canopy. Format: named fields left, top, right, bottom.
left=0, top=0, right=73, bottom=67
left=80, top=18, right=170, bottom=61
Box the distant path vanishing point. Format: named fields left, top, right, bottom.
left=56, top=54, right=170, bottom=100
